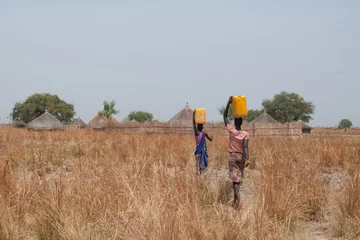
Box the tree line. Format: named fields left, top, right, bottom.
left=9, top=92, right=353, bottom=129
left=10, top=93, right=154, bottom=124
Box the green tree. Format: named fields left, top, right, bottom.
left=339, top=119, right=352, bottom=129
left=127, top=111, right=153, bottom=122
left=98, top=100, right=119, bottom=119
left=262, top=91, right=315, bottom=123
left=10, top=93, right=76, bottom=124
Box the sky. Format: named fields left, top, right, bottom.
left=0, top=0, right=359, bottom=127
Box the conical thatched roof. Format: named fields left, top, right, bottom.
left=27, top=111, right=63, bottom=130
left=88, top=114, right=120, bottom=129
left=250, top=109, right=279, bottom=124
left=168, top=102, right=193, bottom=126
left=72, top=117, right=87, bottom=128
left=120, top=118, right=140, bottom=126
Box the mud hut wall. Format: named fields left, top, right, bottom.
left=247, top=122, right=302, bottom=136
left=104, top=121, right=302, bottom=136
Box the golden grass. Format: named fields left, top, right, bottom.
left=312, top=128, right=360, bottom=135
left=0, top=127, right=359, bottom=239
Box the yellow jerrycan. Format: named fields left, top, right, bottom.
left=232, top=96, right=248, bottom=118
left=195, top=108, right=206, bottom=124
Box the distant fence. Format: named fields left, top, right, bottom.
left=100, top=121, right=303, bottom=137
left=311, top=128, right=360, bottom=135
left=3, top=121, right=304, bottom=137
left=246, top=122, right=302, bottom=136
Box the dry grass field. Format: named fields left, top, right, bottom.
left=0, top=127, right=360, bottom=239
left=312, top=128, right=360, bottom=136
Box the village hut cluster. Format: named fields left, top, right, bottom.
left=12, top=110, right=88, bottom=131
left=244, top=109, right=311, bottom=136
left=10, top=103, right=312, bottom=135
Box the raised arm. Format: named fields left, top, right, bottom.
left=193, top=110, right=199, bottom=136
left=223, top=96, right=232, bottom=126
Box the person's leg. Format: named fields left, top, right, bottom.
left=234, top=154, right=244, bottom=209
left=229, top=154, right=242, bottom=208
left=239, top=162, right=245, bottom=179
left=237, top=154, right=245, bottom=179
left=195, top=154, right=200, bottom=174
left=229, top=155, right=241, bottom=182
left=233, top=182, right=240, bottom=208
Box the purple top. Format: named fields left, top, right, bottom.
left=195, top=132, right=203, bottom=146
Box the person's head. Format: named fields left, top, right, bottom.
left=234, top=118, right=243, bottom=130
left=197, top=124, right=203, bottom=132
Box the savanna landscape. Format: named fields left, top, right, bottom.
left=1, top=127, right=359, bottom=240
left=1, top=1, right=359, bottom=239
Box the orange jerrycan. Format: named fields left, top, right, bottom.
left=232, top=96, right=248, bottom=118
left=195, top=108, right=206, bottom=124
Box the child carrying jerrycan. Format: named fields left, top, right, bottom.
left=193, top=108, right=213, bottom=175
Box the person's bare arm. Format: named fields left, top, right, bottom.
left=243, top=139, right=249, bottom=160
left=193, top=110, right=199, bottom=136
left=223, top=96, right=232, bottom=126
left=205, top=133, right=213, bottom=141
left=244, top=139, right=249, bottom=167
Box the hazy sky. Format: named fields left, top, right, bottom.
left=0, top=1, right=359, bottom=127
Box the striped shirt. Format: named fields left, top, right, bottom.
left=226, top=123, right=249, bottom=153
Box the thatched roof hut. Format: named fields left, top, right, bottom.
left=27, top=111, right=63, bottom=130
left=250, top=109, right=279, bottom=124
left=129, top=119, right=141, bottom=126
left=71, top=117, right=87, bottom=128
left=298, top=120, right=312, bottom=134
left=168, top=102, right=193, bottom=126
left=88, top=114, right=120, bottom=129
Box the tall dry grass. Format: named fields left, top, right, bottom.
left=0, top=127, right=359, bottom=239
